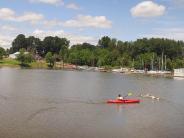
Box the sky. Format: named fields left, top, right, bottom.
left=0, top=0, right=184, bottom=49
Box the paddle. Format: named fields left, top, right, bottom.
left=123, top=92, right=133, bottom=98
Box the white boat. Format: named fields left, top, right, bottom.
left=112, top=68, right=124, bottom=73
left=147, top=70, right=158, bottom=74
left=134, top=70, right=145, bottom=74
left=77, top=66, right=88, bottom=70
left=174, top=68, right=184, bottom=77
left=147, top=70, right=171, bottom=75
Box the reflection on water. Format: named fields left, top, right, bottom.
left=0, top=68, right=184, bottom=138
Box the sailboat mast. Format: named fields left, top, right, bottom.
left=161, top=52, right=164, bottom=71
left=165, top=55, right=167, bottom=71
left=152, top=53, right=154, bottom=70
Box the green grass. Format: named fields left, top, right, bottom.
left=0, top=58, right=49, bottom=69
left=0, top=58, right=67, bottom=70
left=0, top=58, right=20, bottom=67
left=30, top=61, right=48, bottom=69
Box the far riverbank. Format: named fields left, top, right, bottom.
left=0, top=58, right=174, bottom=78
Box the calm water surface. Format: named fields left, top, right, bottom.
left=0, top=68, right=184, bottom=138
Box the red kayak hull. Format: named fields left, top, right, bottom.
left=107, top=99, right=140, bottom=104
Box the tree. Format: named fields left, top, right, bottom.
left=11, top=34, right=27, bottom=53
left=118, top=53, right=132, bottom=67
left=98, top=36, right=111, bottom=48
left=8, top=34, right=184, bottom=70
left=16, top=49, right=33, bottom=66
left=27, top=36, right=42, bottom=54
left=42, top=36, right=69, bottom=56
left=59, top=47, right=68, bottom=68
left=45, top=52, right=56, bottom=68
left=0, top=47, right=5, bottom=60
left=96, top=49, right=111, bottom=66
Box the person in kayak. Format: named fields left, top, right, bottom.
left=117, top=94, right=123, bottom=100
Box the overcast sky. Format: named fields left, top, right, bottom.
left=0, top=0, right=184, bottom=48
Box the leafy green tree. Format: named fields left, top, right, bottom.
left=97, top=49, right=111, bottom=66
left=45, top=52, right=56, bottom=68
left=27, top=36, right=42, bottom=55
left=42, top=36, right=69, bottom=56
left=59, top=45, right=68, bottom=68
left=119, top=53, right=132, bottom=67
left=98, top=36, right=111, bottom=48
left=172, top=58, right=184, bottom=69
left=0, top=47, right=5, bottom=60
left=16, top=49, right=33, bottom=66
left=9, top=34, right=184, bottom=70
left=11, top=34, right=27, bottom=53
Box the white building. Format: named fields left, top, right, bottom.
left=174, top=68, right=184, bottom=77
left=9, top=52, right=29, bottom=59
left=9, top=52, right=20, bottom=59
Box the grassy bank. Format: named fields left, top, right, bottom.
left=0, top=58, right=48, bottom=69
left=0, top=58, right=67, bottom=69
left=0, top=58, right=20, bottom=68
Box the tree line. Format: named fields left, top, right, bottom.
left=1, top=34, right=184, bottom=70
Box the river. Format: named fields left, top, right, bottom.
left=0, top=68, right=184, bottom=138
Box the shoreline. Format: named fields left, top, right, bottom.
left=0, top=64, right=174, bottom=79
left=0, top=58, right=177, bottom=78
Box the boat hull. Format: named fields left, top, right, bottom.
left=107, top=99, right=140, bottom=104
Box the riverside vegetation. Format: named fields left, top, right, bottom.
left=0, top=34, right=184, bottom=70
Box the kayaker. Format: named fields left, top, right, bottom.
left=117, top=94, right=123, bottom=100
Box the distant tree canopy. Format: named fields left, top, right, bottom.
left=9, top=34, right=184, bottom=70
left=10, top=34, right=70, bottom=57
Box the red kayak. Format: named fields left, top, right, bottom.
left=107, top=99, right=140, bottom=104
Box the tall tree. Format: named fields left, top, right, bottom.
left=98, top=36, right=111, bottom=48
left=42, top=36, right=69, bottom=56
left=11, top=34, right=27, bottom=53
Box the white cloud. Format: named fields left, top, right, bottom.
left=1, top=25, right=17, bottom=31
left=131, top=1, right=166, bottom=18
left=66, top=3, right=80, bottom=10
left=0, top=35, right=13, bottom=49
left=0, top=8, right=15, bottom=21
left=29, top=0, right=64, bottom=5
left=17, top=12, right=44, bottom=23
left=42, top=15, right=112, bottom=29
left=143, top=28, right=184, bottom=41
left=62, top=15, right=112, bottom=29
left=32, top=29, right=97, bottom=45
left=0, top=8, right=111, bottom=29
left=43, top=20, right=62, bottom=27
left=0, top=8, right=44, bottom=24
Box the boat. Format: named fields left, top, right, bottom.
left=174, top=68, right=184, bottom=77
left=107, top=99, right=140, bottom=104
left=112, top=68, right=125, bottom=73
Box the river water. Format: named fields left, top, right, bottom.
left=0, top=68, right=184, bottom=138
